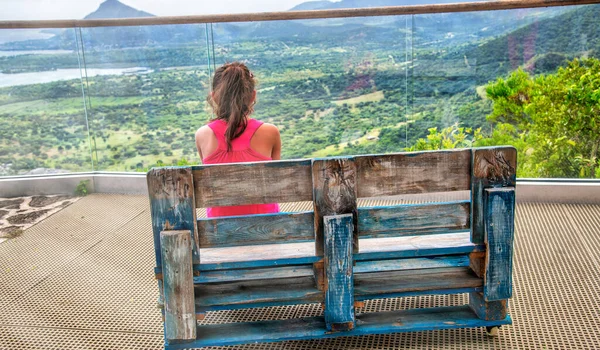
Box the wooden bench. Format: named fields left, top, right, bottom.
left=147, top=146, right=516, bottom=349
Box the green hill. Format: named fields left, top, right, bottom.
left=467, top=4, right=600, bottom=83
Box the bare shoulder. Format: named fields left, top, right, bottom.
left=256, top=122, right=280, bottom=140
left=195, top=125, right=213, bottom=141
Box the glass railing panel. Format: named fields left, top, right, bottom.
left=79, top=24, right=211, bottom=171
left=0, top=28, right=93, bottom=176
left=410, top=4, right=600, bottom=178
left=210, top=16, right=410, bottom=159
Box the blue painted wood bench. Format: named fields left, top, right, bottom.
left=147, top=146, right=516, bottom=349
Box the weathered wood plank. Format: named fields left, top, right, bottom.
left=469, top=292, right=508, bottom=321
left=484, top=187, right=515, bottom=301
left=324, top=214, right=355, bottom=331
left=312, top=158, right=358, bottom=255
left=194, top=265, right=313, bottom=284
left=194, top=253, right=473, bottom=277
left=195, top=232, right=480, bottom=270
left=354, top=267, right=482, bottom=297
left=355, top=149, right=471, bottom=198
left=197, top=211, right=314, bottom=248
left=193, top=160, right=312, bottom=207
left=148, top=167, right=199, bottom=266
left=357, top=231, right=479, bottom=260
left=197, top=242, right=318, bottom=271
left=358, top=201, right=470, bottom=238
left=195, top=276, right=322, bottom=309
left=164, top=305, right=511, bottom=349
left=354, top=255, right=469, bottom=274
left=471, top=147, right=516, bottom=244
left=355, top=287, right=482, bottom=302
left=160, top=230, right=196, bottom=342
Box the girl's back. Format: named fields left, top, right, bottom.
left=195, top=62, right=281, bottom=217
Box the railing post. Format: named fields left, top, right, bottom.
left=161, top=230, right=196, bottom=342
left=324, top=214, right=355, bottom=331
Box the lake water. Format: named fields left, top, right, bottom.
left=0, top=67, right=153, bottom=88
left=0, top=50, right=73, bottom=57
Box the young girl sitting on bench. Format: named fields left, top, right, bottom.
left=195, top=62, right=281, bottom=217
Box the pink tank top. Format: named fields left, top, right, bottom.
left=203, top=118, right=280, bottom=218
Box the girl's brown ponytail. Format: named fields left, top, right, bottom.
left=208, top=62, right=256, bottom=151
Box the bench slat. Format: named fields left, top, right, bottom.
left=194, top=265, right=314, bottom=284
left=355, top=149, right=471, bottom=197
left=354, top=267, right=482, bottom=299
left=197, top=211, right=314, bottom=248
left=193, top=160, right=313, bottom=207
left=354, top=255, right=469, bottom=274
left=193, top=255, right=470, bottom=284
left=195, top=232, right=479, bottom=271
left=358, top=201, right=470, bottom=238
left=193, top=267, right=481, bottom=313
left=170, top=306, right=510, bottom=349
left=194, top=276, right=321, bottom=310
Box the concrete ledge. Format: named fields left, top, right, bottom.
left=1, top=172, right=599, bottom=204
left=93, top=172, right=147, bottom=194
left=0, top=173, right=96, bottom=197
left=516, top=180, right=600, bottom=204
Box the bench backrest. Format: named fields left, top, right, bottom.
left=148, top=147, right=516, bottom=267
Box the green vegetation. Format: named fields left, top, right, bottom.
left=408, top=124, right=483, bottom=151
left=483, top=58, right=600, bottom=178
left=407, top=58, right=600, bottom=178
left=75, top=180, right=90, bottom=196
left=0, top=5, right=598, bottom=178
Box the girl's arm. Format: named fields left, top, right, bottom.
left=271, top=127, right=282, bottom=160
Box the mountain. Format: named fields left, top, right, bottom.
left=464, top=3, right=600, bottom=83
left=0, top=0, right=579, bottom=52
left=0, top=0, right=205, bottom=50
left=84, top=0, right=154, bottom=19
left=289, top=1, right=338, bottom=11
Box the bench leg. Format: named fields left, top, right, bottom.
left=469, top=292, right=507, bottom=321
left=483, top=188, right=515, bottom=301
left=161, top=229, right=196, bottom=343
left=471, top=188, right=514, bottom=323
left=324, top=214, right=355, bottom=332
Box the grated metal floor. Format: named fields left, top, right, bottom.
left=0, top=194, right=599, bottom=349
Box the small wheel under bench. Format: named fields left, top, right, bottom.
left=486, top=326, right=500, bottom=337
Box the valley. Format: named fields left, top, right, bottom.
left=0, top=1, right=598, bottom=177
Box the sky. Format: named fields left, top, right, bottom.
left=0, top=0, right=322, bottom=20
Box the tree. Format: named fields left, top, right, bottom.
left=408, top=123, right=483, bottom=151
left=484, top=58, right=600, bottom=178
